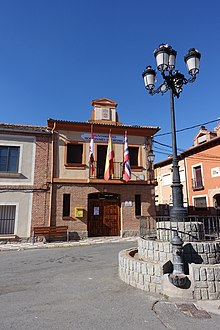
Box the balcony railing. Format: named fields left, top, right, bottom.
left=192, top=178, right=204, bottom=190
left=89, top=161, right=123, bottom=179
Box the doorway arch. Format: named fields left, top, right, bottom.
left=213, top=194, right=220, bottom=214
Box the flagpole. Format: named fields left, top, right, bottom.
left=89, top=124, right=95, bottom=176
left=104, top=129, right=115, bottom=181
left=123, top=131, right=131, bottom=182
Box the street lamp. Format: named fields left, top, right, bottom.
left=142, top=44, right=201, bottom=221
left=147, top=149, right=155, bottom=182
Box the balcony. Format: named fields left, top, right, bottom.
left=89, top=161, right=123, bottom=179
left=192, top=178, right=204, bottom=190
left=88, top=161, right=154, bottom=182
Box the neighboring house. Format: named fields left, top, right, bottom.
left=154, top=124, right=220, bottom=216
left=0, top=123, right=51, bottom=239
left=47, top=98, right=159, bottom=238
left=154, top=158, right=187, bottom=215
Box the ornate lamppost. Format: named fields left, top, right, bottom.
left=142, top=44, right=201, bottom=221
left=147, top=149, right=155, bottom=182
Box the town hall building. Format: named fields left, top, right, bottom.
left=47, top=98, right=159, bottom=239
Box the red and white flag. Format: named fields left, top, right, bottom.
left=89, top=125, right=94, bottom=175
left=104, top=130, right=115, bottom=180
left=123, top=131, right=131, bottom=182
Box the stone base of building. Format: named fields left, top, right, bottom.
left=68, top=231, right=88, bottom=240
left=119, top=238, right=220, bottom=300
left=68, top=230, right=140, bottom=240
left=121, top=230, right=139, bottom=238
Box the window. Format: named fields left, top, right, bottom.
left=192, top=165, right=203, bottom=189
left=162, top=173, right=172, bottom=186
left=63, top=194, right=70, bottom=217
left=0, top=205, right=16, bottom=234
left=194, top=196, right=207, bottom=209
left=135, top=194, right=141, bottom=216
left=180, top=170, right=185, bottom=183
left=129, top=147, right=139, bottom=167
left=66, top=144, right=83, bottom=164
left=0, top=146, right=19, bottom=172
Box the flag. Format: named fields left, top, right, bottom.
left=123, top=131, right=131, bottom=182
left=104, top=130, right=115, bottom=180
left=89, top=125, right=94, bottom=175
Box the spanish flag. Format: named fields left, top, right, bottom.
left=104, top=130, right=115, bottom=180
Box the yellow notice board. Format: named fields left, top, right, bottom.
left=75, top=207, right=84, bottom=218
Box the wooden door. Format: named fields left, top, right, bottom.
left=88, top=198, right=120, bottom=237
left=103, top=201, right=120, bottom=236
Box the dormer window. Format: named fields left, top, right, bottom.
left=197, top=135, right=206, bottom=144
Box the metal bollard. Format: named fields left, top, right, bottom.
left=32, top=230, right=35, bottom=245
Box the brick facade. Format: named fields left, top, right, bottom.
left=31, top=134, right=51, bottom=232
left=48, top=98, right=159, bottom=238
left=51, top=183, right=156, bottom=238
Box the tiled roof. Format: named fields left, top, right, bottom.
left=0, top=123, right=49, bottom=134
left=47, top=118, right=160, bottom=131
left=154, top=135, right=220, bottom=168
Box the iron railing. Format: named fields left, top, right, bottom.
left=192, top=178, right=204, bottom=190
left=89, top=161, right=123, bottom=179
left=0, top=205, right=16, bottom=234
left=140, top=215, right=220, bottom=242
left=0, top=219, right=15, bottom=234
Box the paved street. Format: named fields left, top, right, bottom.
left=0, top=241, right=220, bottom=330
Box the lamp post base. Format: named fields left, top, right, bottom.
left=170, top=206, right=188, bottom=222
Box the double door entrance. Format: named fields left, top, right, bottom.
left=88, top=193, right=120, bottom=237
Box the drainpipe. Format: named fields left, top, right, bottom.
left=49, top=122, right=56, bottom=226
left=120, top=206, right=123, bottom=238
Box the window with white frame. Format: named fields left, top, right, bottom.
left=193, top=196, right=207, bottom=209
left=180, top=170, right=186, bottom=183
left=192, top=164, right=203, bottom=189
left=0, top=205, right=16, bottom=234
left=0, top=146, right=20, bottom=172
left=162, top=173, right=172, bottom=186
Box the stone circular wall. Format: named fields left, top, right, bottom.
left=139, top=238, right=220, bottom=265
left=119, top=238, right=220, bottom=300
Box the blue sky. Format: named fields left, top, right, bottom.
left=0, top=0, right=219, bottom=161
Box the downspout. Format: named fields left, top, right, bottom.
left=49, top=122, right=56, bottom=226
left=120, top=205, right=123, bottom=238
